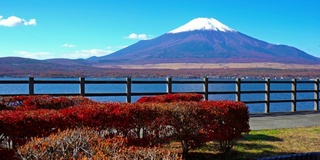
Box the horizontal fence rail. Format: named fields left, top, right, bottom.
left=0, top=77, right=319, bottom=113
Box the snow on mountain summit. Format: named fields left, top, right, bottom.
left=168, top=17, right=235, bottom=33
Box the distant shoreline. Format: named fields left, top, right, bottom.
left=96, top=62, right=320, bottom=70
left=1, top=67, right=320, bottom=79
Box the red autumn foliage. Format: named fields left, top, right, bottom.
left=0, top=94, right=250, bottom=158
left=155, top=102, right=209, bottom=158
left=136, top=93, right=204, bottom=103
left=59, top=102, right=125, bottom=131
left=0, top=96, right=95, bottom=147
left=0, top=109, right=69, bottom=147
left=0, top=96, right=24, bottom=110
left=0, top=95, right=93, bottom=111
left=201, top=100, right=250, bottom=152
left=115, top=103, right=170, bottom=146
left=20, top=95, right=93, bottom=110
left=0, top=147, right=16, bottom=159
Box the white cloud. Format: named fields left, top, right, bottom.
left=13, top=45, right=126, bottom=59
left=72, top=49, right=114, bottom=58
left=62, top=44, right=76, bottom=48
left=14, top=51, right=54, bottom=59
left=0, top=16, right=36, bottom=27
left=107, top=45, right=128, bottom=49
left=14, top=49, right=115, bottom=60
left=27, top=19, right=36, bottom=26
left=125, top=33, right=153, bottom=40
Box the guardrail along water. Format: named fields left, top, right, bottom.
left=0, top=77, right=319, bottom=113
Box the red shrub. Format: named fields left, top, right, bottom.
left=201, top=100, right=250, bottom=152
left=0, top=147, right=16, bottom=159
left=0, top=102, right=120, bottom=148
left=64, top=102, right=126, bottom=131
left=0, top=96, right=24, bottom=110
left=0, top=95, right=93, bottom=111
left=0, top=109, right=69, bottom=147
left=157, top=102, right=209, bottom=159
left=21, top=95, right=94, bottom=110
left=136, top=93, right=204, bottom=103
left=117, top=103, right=170, bottom=146
left=0, top=95, right=250, bottom=157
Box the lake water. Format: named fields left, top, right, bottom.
left=0, top=78, right=318, bottom=113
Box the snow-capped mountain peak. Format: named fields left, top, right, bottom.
left=168, top=17, right=235, bottom=33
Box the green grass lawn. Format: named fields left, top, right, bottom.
left=187, top=126, right=320, bottom=160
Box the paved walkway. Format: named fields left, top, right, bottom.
left=249, top=110, right=320, bottom=130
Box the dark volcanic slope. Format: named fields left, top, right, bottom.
left=94, top=30, right=320, bottom=64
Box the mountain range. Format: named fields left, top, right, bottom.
left=90, top=18, right=320, bottom=64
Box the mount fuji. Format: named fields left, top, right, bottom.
left=91, top=17, right=320, bottom=64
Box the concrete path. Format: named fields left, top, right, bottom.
left=249, top=111, right=320, bottom=130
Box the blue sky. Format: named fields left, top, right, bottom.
left=1, top=0, right=320, bottom=60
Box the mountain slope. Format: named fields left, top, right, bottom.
left=93, top=18, right=320, bottom=64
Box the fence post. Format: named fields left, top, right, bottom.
left=29, top=77, right=34, bottom=95
left=203, top=77, right=209, bottom=101
left=126, top=77, right=132, bottom=103
left=315, top=79, right=319, bottom=111
left=166, top=77, right=172, bottom=94
left=265, top=78, right=270, bottom=113
left=291, top=78, right=297, bottom=112
left=236, top=78, right=241, bottom=101
left=80, top=77, right=85, bottom=96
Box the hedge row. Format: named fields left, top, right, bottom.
left=0, top=95, right=93, bottom=110
left=136, top=93, right=204, bottom=103
left=0, top=94, right=250, bottom=159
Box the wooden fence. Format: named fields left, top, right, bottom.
left=0, top=77, right=319, bottom=113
